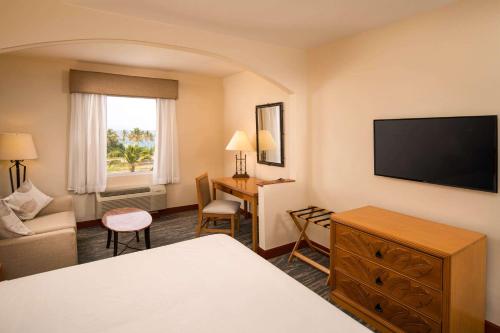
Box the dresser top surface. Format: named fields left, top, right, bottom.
left=332, top=206, right=485, bottom=257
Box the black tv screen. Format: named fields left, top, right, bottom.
left=374, top=116, right=497, bottom=192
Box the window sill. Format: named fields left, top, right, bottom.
left=107, top=171, right=153, bottom=178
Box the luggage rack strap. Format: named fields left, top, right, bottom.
left=306, top=211, right=332, bottom=221
left=313, top=217, right=332, bottom=227
left=289, top=206, right=316, bottom=214
left=296, top=208, right=324, bottom=217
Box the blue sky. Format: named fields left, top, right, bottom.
left=107, top=96, right=156, bottom=131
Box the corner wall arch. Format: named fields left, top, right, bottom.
left=0, top=39, right=294, bottom=95
left=0, top=1, right=309, bottom=183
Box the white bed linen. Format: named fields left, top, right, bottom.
left=0, top=234, right=370, bottom=333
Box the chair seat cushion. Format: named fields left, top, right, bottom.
left=23, top=211, right=76, bottom=234
left=202, top=200, right=240, bottom=215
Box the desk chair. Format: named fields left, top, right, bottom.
left=195, top=173, right=240, bottom=237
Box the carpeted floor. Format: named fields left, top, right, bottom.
left=77, top=210, right=373, bottom=331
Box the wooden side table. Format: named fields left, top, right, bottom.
left=0, top=263, right=4, bottom=282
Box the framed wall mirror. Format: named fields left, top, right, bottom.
left=256, top=102, right=284, bottom=167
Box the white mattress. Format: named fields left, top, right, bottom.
left=0, top=234, right=370, bottom=333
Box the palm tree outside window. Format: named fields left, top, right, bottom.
left=106, top=96, right=157, bottom=174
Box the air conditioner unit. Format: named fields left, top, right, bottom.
left=95, top=185, right=167, bottom=218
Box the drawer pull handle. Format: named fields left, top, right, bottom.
left=374, top=303, right=383, bottom=313
left=375, top=250, right=383, bottom=259
left=375, top=277, right=383, bottom=286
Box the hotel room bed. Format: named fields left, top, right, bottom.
left=0, top=234, right=370, bottom=333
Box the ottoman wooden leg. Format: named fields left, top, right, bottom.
left=145, top=227, right=151, bottom=249
left=113, top=231, right=118, bottom=256
left=106, top=229, right=111, bottom=248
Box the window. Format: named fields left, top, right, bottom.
left=106, top=96, right=156, bottom=174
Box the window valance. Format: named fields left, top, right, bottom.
left=69, top=70, right=178, bottom=99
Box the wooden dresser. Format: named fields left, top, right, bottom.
left=330, top=206, right=486, bottom=333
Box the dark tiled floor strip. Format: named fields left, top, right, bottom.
left=77, top=210, right=374, bottom=331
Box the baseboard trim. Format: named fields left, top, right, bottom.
left=257, top=240, right=329, bottom=259
left=310, top=240, right=330, bottom=253
left=486, top=321, right=500, bottom=333
left=257, top=242, right=296, bottom=259
left=160, top=204, right=198, bottom=215
left=76, top=219, right=102, bottom=229
left=76, top=204, right=198, bottom=229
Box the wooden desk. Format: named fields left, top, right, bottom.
left=212, top=177, right=260, bottom=251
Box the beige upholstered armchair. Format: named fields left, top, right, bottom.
left=0, top=195, right=78, bottom=280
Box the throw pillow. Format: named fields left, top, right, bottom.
left=0, top=200, right=33, bottom=239
left=4, top=179, right=53, bottom=220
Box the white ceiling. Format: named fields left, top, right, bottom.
left=13, top=42, right=243, bottom=77
left=68, top=0, right=454, bottom=48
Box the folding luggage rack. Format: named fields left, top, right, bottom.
left=287, top=206, right=332, bottom=280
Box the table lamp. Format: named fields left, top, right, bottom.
left=0, top=133, right=38, bottom=192
left=226, top=130, right=253, bottom=178
left=257, top=129, right=277, bottom=161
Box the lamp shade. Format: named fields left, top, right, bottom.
left=225, top=130, right=253, bottom=151
left=258, top=130, right=277, bottom=151
left=0, top=133, right=38, bottom=160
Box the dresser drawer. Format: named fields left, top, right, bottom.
left=335, top=247, right=442, bottom=321
left=335, top=224, right=443, bottom=290
left=334, top=271, right=441, bottom=333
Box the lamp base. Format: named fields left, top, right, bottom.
left=9, top=160, right=26, bottom=193
left=232, top=173, right=250, bottom=179
left=232, top=151, right=250, bottom=179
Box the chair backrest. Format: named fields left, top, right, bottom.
left=195, top=173, right=212, bottom=212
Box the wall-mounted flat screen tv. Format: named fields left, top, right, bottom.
left=374, top=116, right=498, bottom=193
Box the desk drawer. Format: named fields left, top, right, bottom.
left=335, top=224, right=442, bottom=290
left=334, top=271, right=441, bottom=333
left=216, top=184, right=233, bottom=195
left=213, top=183, right=252, bottom=201
left=335, top=247, right=442, bottom=321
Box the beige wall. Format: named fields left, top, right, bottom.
left=309, top=0, right=500, bottom=324
left=223, top=72, right=314, bottom=251
left=0, top=54, right=225, bottom=219
left=0, top=56, right=70, bottom=198
left=222, top=71, right=290, bottom=180
left=0, top=0, right=310, bottom=185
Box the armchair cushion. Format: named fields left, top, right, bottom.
left=202, top=200, right=240, bottom=215
left=38, top=195, right=74, bottom=217
left=24, top=211, right=76, bottom=234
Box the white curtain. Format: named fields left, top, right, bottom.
left=152, top=98, right=179, bottom=185
left=67, top=93, right=107, bottom=194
